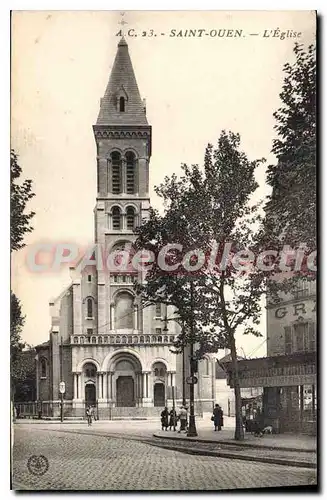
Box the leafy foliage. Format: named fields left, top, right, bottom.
left=265, top=43, right=316, bottom=252
left=11, top=150, right=35, bottom=399
left=11, top=149, right=35, bottom=252
left=134, top=131, right=266, bottom=439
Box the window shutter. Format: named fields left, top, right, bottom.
left=308, top=322, right=316, bottom=352
left=284, top=326, right=292, bottom=354
left=304, top=323, right=309, bottom=351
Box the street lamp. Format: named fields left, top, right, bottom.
left=187, top=280, right=198, bottom=437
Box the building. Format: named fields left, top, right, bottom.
left=214, top=352, right=262, bottom=417
left=16, top=37, right=216, bottom=419
left=223, top=279, right=317, bottom=433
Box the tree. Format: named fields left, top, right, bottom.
left=134, top=131, right=266, bottom=440
left=265, top=43, right=316, bottom=253
left=11, top=149, right=35, bottom=400
left=11, top=149, right=35, bottom=251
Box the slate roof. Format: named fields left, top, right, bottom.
left=96, top=37, right=148, bottom=126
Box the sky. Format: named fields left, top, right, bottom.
left=11, top=10, right=316, bottom=356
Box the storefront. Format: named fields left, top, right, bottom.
left=222, top=351, right=317, bottom=434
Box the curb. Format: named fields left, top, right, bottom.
left=152, top=433, right=316, bottom=453
left=149, top=441, right=316, bottom=469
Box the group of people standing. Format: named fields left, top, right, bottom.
left=161, top=406, right=188, bottom=433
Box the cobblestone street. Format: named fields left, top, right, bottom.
left=12, top=425, right=316, bottom=491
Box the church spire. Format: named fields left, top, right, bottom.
left=96, top=38, right=148, bottom=126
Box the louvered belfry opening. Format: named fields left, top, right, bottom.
left=126, top=206, right=136, bottom=230
left=126, top=151, right=136, bottom=194
left=112, top=206, right=122, bottom=230
left=111, top=152, right=122, bottom=193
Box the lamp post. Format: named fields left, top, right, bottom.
left=187, top=280, right=197, bottom=437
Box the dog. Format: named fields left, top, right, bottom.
left=254, top=425, right=273, bottom=437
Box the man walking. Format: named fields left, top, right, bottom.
left=178, top=406, right=188, bottom=433
left=86, top=405, right=94, bottom=427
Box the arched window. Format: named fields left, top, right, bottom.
left=157, top=336, right=162, bottom=343
left=153, top=362, right=166, bottom=379
left=140, top=335, right=144, bottom=343
left=128, top=335, right=132, bottom=343
left=164, top=336, right=168, bottom=343
left=115, top=336, right=121, bottom=344
left=145, top=335, right=150, bottom=343
left=122, top=335, right=127, bottom=344
left=40, top=359, right=47, bottom=378
left=111, top=152, right=122, bottom=194
left=87, top=298, right=93, bottom=318
left=112, top=206, right=122, bottom=230
left=125, top=152, right=136, bottom=194
left=115, top=292, right=134, bottom=329
left=119, top=96, right=125, bottom=112
left=126, top=207, right=136, bottom=230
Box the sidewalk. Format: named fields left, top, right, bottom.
left=153, top=427, right=317, bottom=452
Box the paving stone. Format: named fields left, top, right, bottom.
left=12, top=426, right=317, bottom=491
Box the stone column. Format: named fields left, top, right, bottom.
left=134, top=305, right=138, bottom=330
left=110, top=304, right=115, bottom=330
left=77, top=373, right=82, bottom=400
left=122, top=158, right=126, bottom=195
left=97, top=373, right=103, bottom=400
left=107, top=372, right=113, bottom=400
left=73, top=373, right=78, bottom=400
left=143, top=372, right=147, bottom=398
left=102, top=373, right=107, bottom=400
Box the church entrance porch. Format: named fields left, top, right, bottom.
left=116, top=376, right=135, bottom=407
left=154, top=383, right=165, bottom=407
left=85, top=383, right=96, bottom=407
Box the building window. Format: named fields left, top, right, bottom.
left=87, top=328, right=93, bottom=335
left=155, top=328, right=162, bottom=335
left=122, top=335, right=127, bottom=344
left=115, top=292, right=134, bottom=329
left=74, top=336, right=78, bottom=344
left=145, top=335, right=150, bottom=343
left=86, top=298, right=93, bottom=318
left=285, top=322, right=316, bottom=354
left=293, top=279, right=309, bottom=300
left=125, top=152, right=136, bottom=194
left=111, top=152, right=122, bottom=194
left=40, top=359, right=47, bottom=378
left=155, top=303, right=162, bottom=317
left=87, top=274, right=92, bottom=282
left=204, top=358, right=210, bottom=376
left=112, top=206, right=122, bottom=230
left=126, top=207, right=136, bottom=230
left=119, top=96, right=125, bottom=112
left=116, top=336, right=121, bottom=344
left=164, top=336, right=168, bottom=343
left=170, top=336, right=175, bottom=342
left=157, top=336, right=162, bottom=343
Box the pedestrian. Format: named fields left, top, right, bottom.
left=177, top=406, right=188, bottom=433
left=161, top=407, right=169, bottom=431
left=86, top=405, right=94, bottom=427
left=212, top=404, right=223, bottom=431
left=169, top=408, right=177, bottom=431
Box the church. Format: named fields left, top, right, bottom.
left=32, top=37, right=216, bottom=419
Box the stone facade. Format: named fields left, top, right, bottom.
left=31, top=38, right=215, bottom=418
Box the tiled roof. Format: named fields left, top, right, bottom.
left=96, top=37, right=148, bottom=126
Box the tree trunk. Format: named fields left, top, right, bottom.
left=230, top=336, right=244, bottom=441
